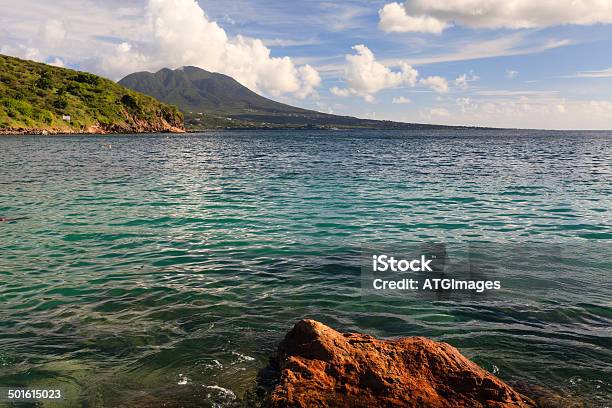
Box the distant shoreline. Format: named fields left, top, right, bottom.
left=2, top=127, right=612, bottom=135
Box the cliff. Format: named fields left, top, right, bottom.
left=0, top=54, right=184, bottom=134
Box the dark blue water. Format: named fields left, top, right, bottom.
left=0, top=129, right=610, bottom=406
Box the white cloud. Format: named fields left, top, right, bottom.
left=2, top=19, right=67, bottom=63
left=411, top=96, right=612, bottom=129
left=476, top=90, right=557, bottom=97
left=318, top=2, right=372, bottom=32
left=428, top=107, right=450, bottom=117
left=379, top=2, right=448, bottom=34
left=456, top=97, right=472, bottom=112
left=556, top=101, right=567, bottom=113
left=0, top=43, right=41, bottom=62
left=382, top=33, right=571, bottom=67
left=294, top=65, right=322, bottom=99
left=588, top=100, right=612, bottom=115
left=332, top=44, right=419, bottom=101
left=392, top=96, right=412, bottom=104
left=38, top=20, right=66, bottom=47
left=454, top=71, right=479, bottom=89
left=420, top=76, right=448, bottom=93
left=564, top=67, right=612, bottom=78
left=330, top=87, right=353, bottom=97
left=506, top=69, right=519, bottom=79
left=262, top=38, right=319, bottom=47
left=378, top=0, right=612, bottom=33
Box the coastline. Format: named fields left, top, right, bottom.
left=3, top=126, right=610, bottom=135
left=0, top=125, right=185, bottom=136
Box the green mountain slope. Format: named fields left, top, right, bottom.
left=0, top=54, right=184, bottom=134
left=119, top=66, right=447, bottom=130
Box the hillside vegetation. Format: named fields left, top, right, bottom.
left=0, top=54, right=184, bottom=134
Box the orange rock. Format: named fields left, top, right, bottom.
left=261, top=320, right=535, bottom=408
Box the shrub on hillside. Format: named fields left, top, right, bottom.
left=121, top=94, right=140, bottom=111
left=36, top=109, right=55, bottom=125
left=71, top=72, right=100, bottom=86
left=72, top=73, right=100, bottom=86
left=2, top=98, right=34, bottom=117
left=36, top=71, right=53, bottom=89
left=53, top=88, right=68, bottom=110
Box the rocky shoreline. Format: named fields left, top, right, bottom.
left=0, top=122, right=184, bottom=135
left=254, top=320, right=582, bottom=408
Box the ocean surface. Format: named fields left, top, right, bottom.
left=0, top=129, right=610, bottom=407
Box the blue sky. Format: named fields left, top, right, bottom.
left=1, top=0, right=612, bottom=129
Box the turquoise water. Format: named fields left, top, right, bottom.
left=0, top=130, right=610, bottom=406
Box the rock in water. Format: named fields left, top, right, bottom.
left=259, top=320, right=535, bottom=408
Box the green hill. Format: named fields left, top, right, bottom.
left=0, top=54, right=184, bottom=134
left=119, top=66, right=448, bottom=130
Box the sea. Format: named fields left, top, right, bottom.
left=0, top=129, right=610, bottom=407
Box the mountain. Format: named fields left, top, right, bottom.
left=119, top=66, right=447, bottom=130
left=0, top=54, right=184, bottom=134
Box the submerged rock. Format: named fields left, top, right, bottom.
left=259, top=320, right=535, bottom=408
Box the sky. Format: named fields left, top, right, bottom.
left=1, top=0, right=612, bottom=129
